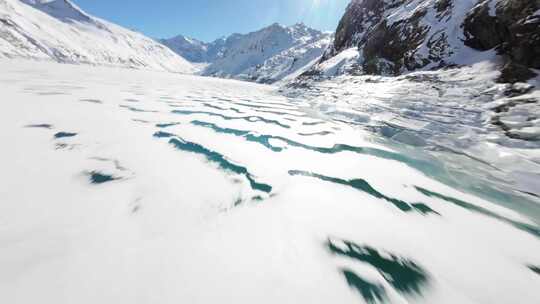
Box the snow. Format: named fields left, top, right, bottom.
left=313, top=0, right=506, bottom=77
left=0, top=0, right=194, bottom=73
left=317, top=47, right=360, bottom=76
left=162, top=23, right=332, bottom=83
left=487, top=0, right=498, bottom=17
left=1, top=59, right=539, bottom=304
left=160, top=34, right=209, bottom=63
left=410, top=0, right=496, bottom=69
left=21, top=0, right=92, bottom=21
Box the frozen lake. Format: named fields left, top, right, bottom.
left=1, top=60, right=539, bottom=304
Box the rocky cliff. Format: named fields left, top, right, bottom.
left=307, top=0, right=539, bottom=82
left=463, top=0, right=540, bottom=82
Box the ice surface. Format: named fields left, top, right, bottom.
left=1, top=59, right=539, bottom=304
left=287, top=60, right=540, bottom=200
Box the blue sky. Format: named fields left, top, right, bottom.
left=73, top=0, right=350, bottom=42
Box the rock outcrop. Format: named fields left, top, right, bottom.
left=308, top=0, right=539, bottom=82
left=463, top=0, right=540, bottom=82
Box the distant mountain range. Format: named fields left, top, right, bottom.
left=0, top=0, right=332, bottom=83
left=161, top=23, right=332, bottom=83
left=0, top=0, right=194, bottom=73
left=1, top=0, right=537, bottom=84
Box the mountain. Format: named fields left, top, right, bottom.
left=0, top=0, right=194, bottom=73
left=162, top=23, right=332, bottom=83
left=301, top=0, right=539, bottom=83
left=159, top=34, right=208, bottom=62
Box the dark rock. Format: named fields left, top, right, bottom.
left=498, top=61, right=538, bottom=83
left=463, top=3, right=503, bottom=50
left=503, top=82, right=535, bottom=97
left=331, top=0, right=387, bottom=56
left=464, top=0, right=540, bottom=76
left=310, top=0, right=540, bottom=81
left=369, top=9, right=431, bottom=75
left=506, top=14, right=540, bottom=69
left=317, top=0, right=459, bottom=76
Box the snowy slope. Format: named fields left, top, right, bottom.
left=161, top=35, right=229, bottom=64
left=159, top=34, right=208, bottom=63
left=0, top=0, right=194, bottom=73
left=1, top=59, right=539, bottom=304
left=163, top=23, right=332, bottom=83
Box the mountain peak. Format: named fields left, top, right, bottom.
left=162, top=22, right=332, bottom=83
left=269, top=22, right=283, bottom=28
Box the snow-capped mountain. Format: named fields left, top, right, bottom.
left=302, top=0, right=539, bottom=82
left=162, top=23, right=332, bottom=83
left=0, top=0, right=194, bottom=73
left=159, top=34, right=208, bottom=63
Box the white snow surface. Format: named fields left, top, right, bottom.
left=1, top=59, right=540, bottom=303
left=0, top=0, right=194, bottom=73
left=317, top=47, right=361, bottom=76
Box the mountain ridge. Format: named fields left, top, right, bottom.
left=0, top=0, right=194, bottom=73
left=161, top=23, right=333, bottom=83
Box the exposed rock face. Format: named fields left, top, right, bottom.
left=310, top=0, right=539, bottom=82
left=329, top=0, right=388, bottom=58
left=463, top=0, right=540, bottom=81
left=318, top=0, right=462, bottom=76
left=499, top=61, right=538, bottom=83
left=462, top=2, right=503, bottom=50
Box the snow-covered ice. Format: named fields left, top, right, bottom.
left=1, top=59, right=539, bottom=304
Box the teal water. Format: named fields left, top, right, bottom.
left=153, top=131, right=272, bottom=194
left=328, top=238, right=430, bottom=302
